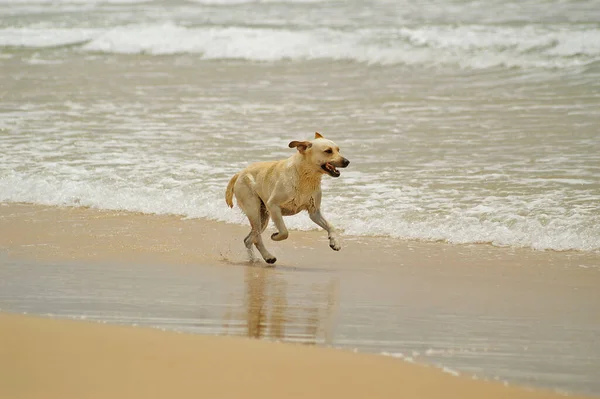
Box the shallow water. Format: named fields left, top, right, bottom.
left=1, top=255, right=598, bottom=395
left=1, top=0, right=600, bottom=252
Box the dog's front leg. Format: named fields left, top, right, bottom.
left=267, top=202, right=289, bottom=241
left=309, top=210, right=341, bottom=251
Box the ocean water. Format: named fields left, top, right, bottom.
left=1, top=0, right=599, bottom=252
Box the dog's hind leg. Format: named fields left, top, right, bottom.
left=243, top=231, right=257, bottom=262
left=235, top=179, right=260, bottom=261
left=259, top=201, right=270, bottom=233
left=248, top=208, right=276, bottom=264
left=238, top=192, right=276, bottom=264
left=253, top=233, right=276, bottom=265
left=252, top=201, right=277, bottom=264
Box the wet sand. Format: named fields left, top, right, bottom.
left=1, top=203, right=599, bottom=396
left=1, top=312, right=594, bottom=399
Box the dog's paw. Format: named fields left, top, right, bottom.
left=271, top=231, right=289, bottom=241
left=329, top=241, right=341, bottom=251
left=265, top=257, right=277, bottom=265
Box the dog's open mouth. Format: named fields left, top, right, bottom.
left=321, top=162, right=341, bottom=177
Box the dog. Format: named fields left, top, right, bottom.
left=225, top=132, right=350, bottom=264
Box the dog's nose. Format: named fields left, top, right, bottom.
left=342, top=158, right=350, bottom=167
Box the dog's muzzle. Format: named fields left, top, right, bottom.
left=322, top=158, right=350, bottom=178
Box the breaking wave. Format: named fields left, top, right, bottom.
left=2, top=23, right=600, bottom=69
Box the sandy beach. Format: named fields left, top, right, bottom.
left=1, top=312, right=593, bottom=399
left=1, top=203, right=599, bottom=397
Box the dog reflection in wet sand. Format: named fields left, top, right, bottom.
left=225, top=132, right=350, bottom=264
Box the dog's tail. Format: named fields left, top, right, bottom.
left=225, top=173, right=239, bottom=208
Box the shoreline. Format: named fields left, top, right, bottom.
left=1, top=202, right=598, bottom=269
left=1, top=312, right=593, bottom=399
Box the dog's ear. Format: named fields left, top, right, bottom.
left=315, top=132, right=324, bottom=139
left=289, top=140, right=312, bottom=154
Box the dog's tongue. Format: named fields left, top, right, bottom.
left=325, top=162, right=340, bottom=177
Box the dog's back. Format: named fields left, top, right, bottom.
left=226, top=160, right=288, bottom=209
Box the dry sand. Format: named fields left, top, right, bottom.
left=1, top=312, right=591, bottom=399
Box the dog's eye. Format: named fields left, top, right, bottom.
left=324, top=149, right=333, bottom=154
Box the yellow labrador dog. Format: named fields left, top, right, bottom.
left=225, top=132, right=350, bottom=264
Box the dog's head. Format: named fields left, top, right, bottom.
left=289, top=132, right=350, bottom=178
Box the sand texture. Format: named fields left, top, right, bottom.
left=1, top=312, right=591, bottom=399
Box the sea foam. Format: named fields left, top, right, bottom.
left=1, top=169, right=598, bottom=253
left=2, top=23, right=599, bottom=69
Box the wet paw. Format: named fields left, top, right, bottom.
left=265, top=257, right=277, bottom=265
left=271, top=232, right=288, bottom=241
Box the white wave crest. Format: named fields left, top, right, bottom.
left=3, top=23, right=600, bottom=69
left=0, top=28, right=100, bottom=48
left=80, top=23, right=600, bottom=68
